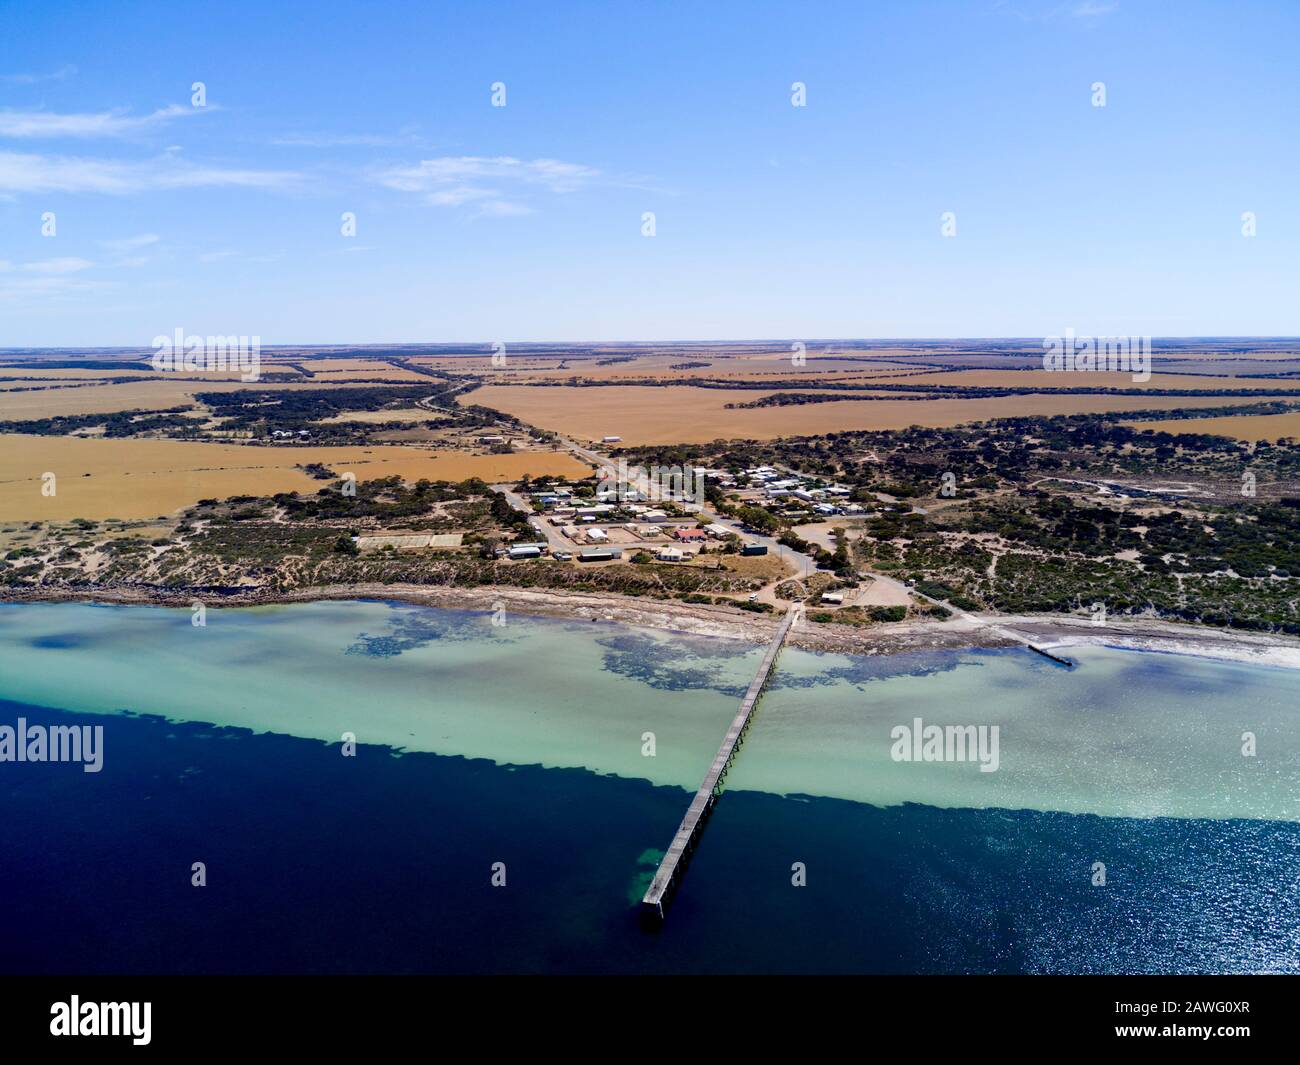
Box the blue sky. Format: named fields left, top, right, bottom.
left=0, top=0, right=1296, bottom=345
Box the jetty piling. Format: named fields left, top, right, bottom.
left=640, top=605, right=801, bottom=924
left=1028, top=643, right=1075, bottom=668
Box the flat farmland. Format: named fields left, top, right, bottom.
left=0, top=379, right=369, bottom=420
left=302, top=360, right=433, bottom=382
left=460, top=384, right=1276, bottom=445
left=0, top=367, right=275, bottom=382
left=415, top=351, right=927, bottom=381
left=488, top=358, right=925, bottom=382
left=1126, top=411, right=1300, bottom=443
left=0, top=436, right=591, bottom=520
left=297, top=359, right=392, bottom=372
left=317, top=408, right=445, bottom=424
left=308, top=369, right=433, bottom=383
left=858, top=370, right=1300, bottom=391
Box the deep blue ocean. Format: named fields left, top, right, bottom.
left=3, top=697, right=1297, bottom=974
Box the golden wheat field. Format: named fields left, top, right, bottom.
left=864, top=370, right=1300, bottom=391
left=306, top=367, right=432, bottom=382
left=0, top=379, right=380, bottom=420
left=296, top=359, right=390, bottom=372
left=460, top=384, right=1276, bottom=445
left=0, top=436, right=591, bottom=521
left=1126, top=412, right=1300, bottom=443
left=479, top=358, right=927, bottom=383
left=317, top=408, right=446, bottom=424
left=0, top=367, right=276, bottom=381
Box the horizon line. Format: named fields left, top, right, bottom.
left=4, top=334, right=1300, bottom=354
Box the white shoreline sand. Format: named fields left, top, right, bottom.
left=6, top=582, right=1300, bottom=671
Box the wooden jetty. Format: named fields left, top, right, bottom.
left=641, top=605, right=801, bottom=924
left=1028, top=643, right=1075, bottom=668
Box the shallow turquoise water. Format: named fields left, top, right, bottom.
left=1, top=599, right=1297, bottom=973
left=2, top=599, right=1296, bottom=820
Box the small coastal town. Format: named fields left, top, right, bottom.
left=6, top=338, right=1300, bottom=657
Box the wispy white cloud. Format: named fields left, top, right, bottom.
left=373, top=155, right=600, bottom=216
left=198, top=249, right=284, bottom=265
left=1072, top=1, right=1118, bottom=16
left=0, top=152, right=300, bottom=195
left=0, top=254, right=108, bottom=305
left=425, top=185, right=496, bottom=207
left=0, top=256, right=95, bottom=274
left=474, top=200, right=535, bottom=218
left=99, top=233, right=160, bottom=252
left=0, top=103, right=204, bottom=139
left=272, top=130, right=423, bottom=148
left=0, top=274, right=114, bottom=304
left=1, top=65, right=78, bottom=85
left=377, top=156, right=600, bottom=193
left=22, top=256, right=95, bottom=275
